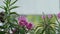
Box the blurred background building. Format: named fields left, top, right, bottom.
left=0, top=0, right=59, bottom=15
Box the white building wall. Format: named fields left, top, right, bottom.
left=0, top=0, right=59, bottom=15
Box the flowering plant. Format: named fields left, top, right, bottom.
left=18, top=16, right=33, bottom=34
left=0, top=0, right=60, bottom=34
left=0, top=0, right=33, bottom=34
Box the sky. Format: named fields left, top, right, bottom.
left=0, top=0, right=59, bottom=15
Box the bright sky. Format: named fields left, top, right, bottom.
left=0, top=0, right=59, bottom=15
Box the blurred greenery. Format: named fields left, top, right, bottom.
left=26, top=15, right=56, bottom=26
left=26, top=15, right=56, bottom=34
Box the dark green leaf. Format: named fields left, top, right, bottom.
left=9, top=6, right=19, bottom=10
left=0, top=26, right=5, bottom=29
left=10, top=0, right=18, bottom=6
left=40, top=28, right=46, bottom=34
left=34, top=25, right=41, bottom=31
left=36, top=29, right=42, bottom=34
left=50, top=26, right=55, bottom=33
left=10, top=12, right=19, bottom=15
left=19, top=28, right=25, bottom=34
left=0, top=31, right=5, bottom=34
left=0, top=6, right=4, bottom=9
left=0, top=6, right=7, bottom=12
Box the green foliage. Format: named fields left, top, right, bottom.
left=54, top=14, right=60, bottom=34
left=0, top=0, right=19, bottom=34
left=29, top=15, right=56, bottom=34
left=26, top=15, right=58, bottom=34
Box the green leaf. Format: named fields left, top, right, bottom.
left=40, top=28, right=46, bottom=34
left=50, top=26, right=55, bottom=33
left=4, top=6, right=7, bottom=11
left=3, top=0, right=9, bottom=7
left=10, top=12, right=19, bottom=15
left=3, top=0, right=11, bottom=5
left=36, top=29, right=42, bottom=34
left=34, top=25, right=42, bottom=31
left=8, top=0, right=11, bottom=4
left=0, top=31, right=5, bottom=34
left=19, top=28, right=25, bottom=34
left=0, top=6, right=7, bottom=12
left=0, top=6, right=4, bottom=9
left=0, top=26, right=5, bottom=29
left=10, top=0, right=18, bottom=6
left=9, top=6, right=19, bottom=10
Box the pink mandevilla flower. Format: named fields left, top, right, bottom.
left=48, top=14, right=52, bottom=19
left=42, top=15, right=45, bottom=19
left=57, top=12, right=60, bottom=18
left=26, top=23, right=33, bottom=30
left=18, top=16, right=26, bottom=22
left=18, top=16, right=28, bottom=26
left=18, top=16, right=33, bottom=30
